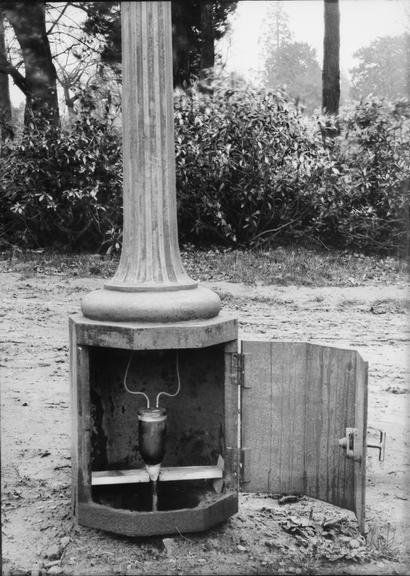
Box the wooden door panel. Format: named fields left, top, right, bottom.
left=241, top=341, right=367, bottom=528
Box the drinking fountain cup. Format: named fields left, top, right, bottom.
left=137, top=407, right=167, bottom=482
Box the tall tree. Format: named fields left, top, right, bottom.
left=407, top=32, right=410, bottom=101
left=0, top=10, right=12, bottom=143
left=2, top=0, right=59, bottom=128
left=173, top=0, right=238, bottom=86
left=259, top=2, right=292, bottom=62
left=270, top=1, right=292, bottom=50
left=322, top=0, right=340, bottom=114
left=200, top=2, right=214, bottom=72
left=79, top=1, right=120, bottom=70
left=263, top=41, right=322, bottom=112
left=80, top=1, right=237, bottom=88
left=350, top=34, right=409, bottom=101
left=261, top=4, right=321, bottom=112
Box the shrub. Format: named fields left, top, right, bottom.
left=1, top=84, right=408, bottom=256
left=175, top=87, right=409, bottom=254
left=174, top=86, right=328, bottom=247
left=314, top=98, right=410, bottom=253
left=0, top=92, right=123, bottom=250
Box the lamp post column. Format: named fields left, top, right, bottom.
left=82, top=2, right=220, bottom=322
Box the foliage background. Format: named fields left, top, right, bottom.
left=1, top=83, right=409, bottom=256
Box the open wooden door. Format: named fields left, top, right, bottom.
left=240, top=341, right=368, bottom=530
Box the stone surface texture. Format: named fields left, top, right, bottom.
left=70, top=312, right=238, bottom=349
left=81, top=286, right=221, bottom=323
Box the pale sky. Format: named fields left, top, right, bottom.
left=219, top=0, right=409, bottom=83
left=8, top=0, right=410, bottom=107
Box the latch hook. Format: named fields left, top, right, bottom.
left=339, top=427, right=386, bottom=463
left=367, top=427, right=386, bottom=462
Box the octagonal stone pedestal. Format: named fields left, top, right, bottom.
left=70, top=312, right=239, bottom=537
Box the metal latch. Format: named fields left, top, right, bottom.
left=339, top=427, right=386, bottom=462
left=367, top=427, right=386, bottom=462
left=339, top=427, right=360, bottom=461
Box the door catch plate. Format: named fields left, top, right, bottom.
left=339, top=427, right=360, bottom=461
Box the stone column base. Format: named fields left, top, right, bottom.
left=81, top=286, right=221, bottom=322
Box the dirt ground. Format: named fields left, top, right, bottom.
left=1, top=266, right=409, bottom=575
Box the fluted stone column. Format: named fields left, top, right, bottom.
left=82, top=2, right=220, bottom=322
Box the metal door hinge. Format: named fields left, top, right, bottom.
left=240, top=447, right=251, bottom=485
left=231, top=353, right=250, bottom=388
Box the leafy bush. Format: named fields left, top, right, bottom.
left=174, top=87, right=327, bottom=247
left=1, top=84, right=408, bottom=256
left=0, top=92, right=122, bottom=250
left=175, top=87, right=409, bottom=254
left=314, top=98, right=410, bottom=253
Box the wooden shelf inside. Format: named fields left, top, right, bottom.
left=92, top=465, right=223, bottom=486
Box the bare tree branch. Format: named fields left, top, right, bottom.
left=47, top=2, right=70, bottom=35
left=0, top=51, right=28, bottom=95
left=49, top=29, right=102, bottom=54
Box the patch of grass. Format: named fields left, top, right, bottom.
left=365, top=522, right=400, bottom=561
left=0, top=249, right=118, bottom=279
left=182, top=246, right=408, bottom=287
left=0, top=246, right=408, bottom=287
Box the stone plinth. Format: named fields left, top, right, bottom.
left=70, top=313, right=239, bottom=537
left=71, top=311, right=237, bottom=349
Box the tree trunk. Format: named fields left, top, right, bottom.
left=199, top=2, right=214, bottom=93
left=3, top=0, right=59, bottom=128
left=0, top=11, right=13, bottom=142
left=406, top=32, right=410, bottom=102
left=62, top=83, right=78, bottom=125
left=322, top=0, right=340, bottom=115
left=200, top=2, right=214, bottom=71
left=171, top=0, right=192, bottom=89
